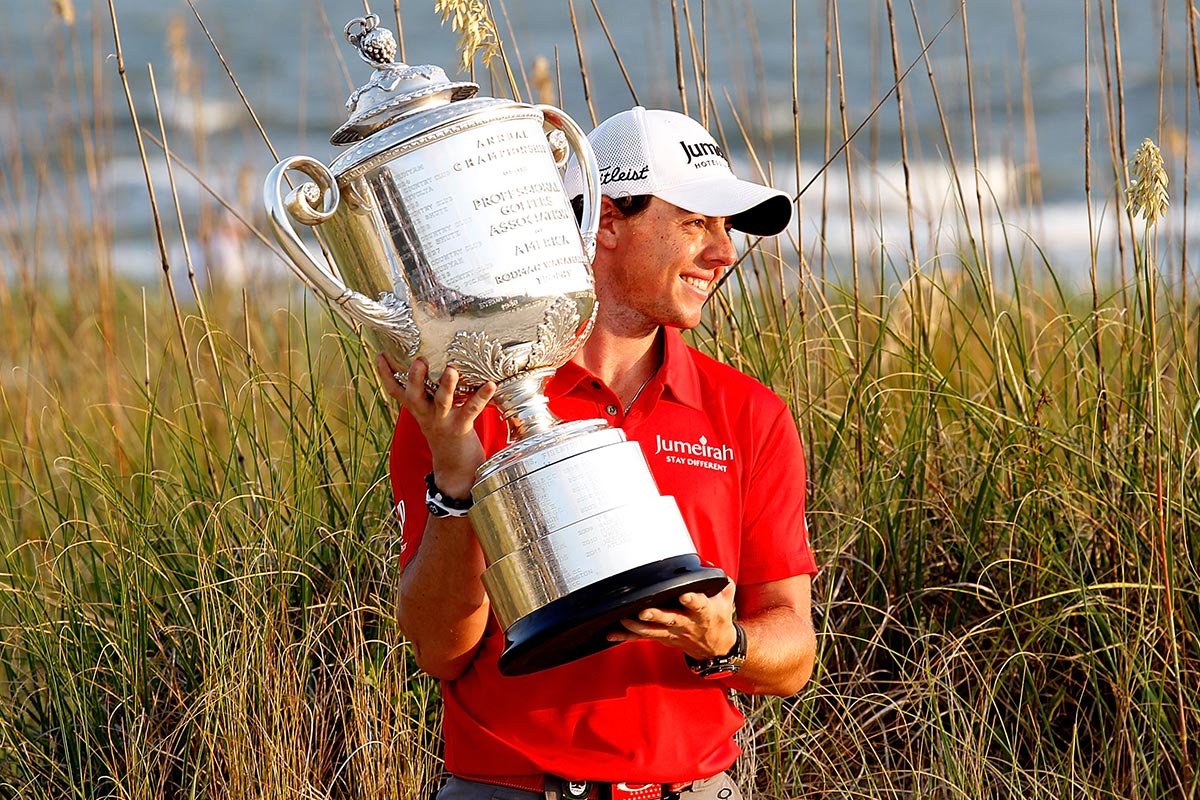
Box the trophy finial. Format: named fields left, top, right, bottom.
left=331, top=14, right=479, bottom=145
left=345, top=14, right=397, bottom=66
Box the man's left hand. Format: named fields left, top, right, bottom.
left=608, top=580, right=738, bottom=660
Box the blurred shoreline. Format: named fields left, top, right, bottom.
left=0, top=0, right=1195, bottom=291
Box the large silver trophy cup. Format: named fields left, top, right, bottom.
left=264, top=16, right=727, bottom=675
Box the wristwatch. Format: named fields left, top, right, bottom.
left=685, top=621, right=747, bottom=679
left=424, top=472, right=474, bottom=518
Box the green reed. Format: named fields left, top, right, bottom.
left=1, top=0, right=1198, bottom=798
left=0, top=273, right=441, bottom=796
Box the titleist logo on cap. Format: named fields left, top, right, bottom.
left=600, top=164, right=650, bottom=184
left=681, top=140, right=725, bottom=164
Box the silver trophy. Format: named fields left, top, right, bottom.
left=264, top=15, right=726, bottom=675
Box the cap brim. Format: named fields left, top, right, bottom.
left=655, top=179, right=793, bottom=237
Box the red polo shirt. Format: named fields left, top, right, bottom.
left=390, top=327, right=816, bottom=783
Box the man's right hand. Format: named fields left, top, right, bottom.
left=374, top=352, right=496, bottom=497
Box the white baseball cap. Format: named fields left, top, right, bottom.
left=563, top=106, right=793, bottom=237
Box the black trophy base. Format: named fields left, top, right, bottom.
left=497, top=554, right=729, bottom=676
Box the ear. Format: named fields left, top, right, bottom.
left=594, top=196, right=622, bottom=251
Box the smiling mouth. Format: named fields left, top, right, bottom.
left=681, top=275, right=711, bottom=292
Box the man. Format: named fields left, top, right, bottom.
left=376, top=106, right=817, bottom=800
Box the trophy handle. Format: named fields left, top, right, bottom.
left=264, top=156, right=350, bottom=300
left=538, top=105, right=601, bottom=262
left=263, top=156, right=421, bottom=358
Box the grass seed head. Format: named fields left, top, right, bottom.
left=167, top=15, right=194, bottom=97
left=433, top=0, right=500, bottom=72
left=51, top=0, right=75, bottom=25
left=531, top=56, right=555, bottom=105
left=1126, top=137, right=1170, bottom=227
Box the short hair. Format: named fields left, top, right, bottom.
left=570, top=194, right=653, bottom=224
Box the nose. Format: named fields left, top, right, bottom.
left=704, top=224, right=737, bottom=269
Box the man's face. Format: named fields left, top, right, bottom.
left=597, top=197, right=738, bottom=333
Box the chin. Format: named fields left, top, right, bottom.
left=669, top=313, right=704, bottom=330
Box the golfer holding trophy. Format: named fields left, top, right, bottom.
left=266, top=14, right=816, bottom=797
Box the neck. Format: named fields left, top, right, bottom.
left=574, top=326, right=664, bottom=404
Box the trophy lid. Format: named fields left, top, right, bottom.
left=331, top=15, right=479, bottom=146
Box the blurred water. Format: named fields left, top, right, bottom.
left=0, top=0, right=1193, bottom=288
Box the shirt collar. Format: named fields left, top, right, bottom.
left=658, top=327, right=705, bottom=410
left=551, top=327, right=705, bottom=411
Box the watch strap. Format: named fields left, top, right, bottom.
left=685, top=621, right=747, bottom=679
left=424, top=472, right=473, bottom=518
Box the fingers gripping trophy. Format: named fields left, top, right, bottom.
left=264, top=15, right=728, bottom=676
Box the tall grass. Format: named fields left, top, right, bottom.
left=1, top=1, right=1198, bottom=798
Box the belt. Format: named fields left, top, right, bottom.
left=478, top=774, right=695, bottom=800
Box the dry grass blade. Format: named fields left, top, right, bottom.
left=670, top=0, right=687, bottom=115
left=107, top=0, right=202, bottom=435
left=566, top=0, right=597, bottom=126
left=588, top=0, right=639, bottom=107
left=795, top=6, right=959, bottom=204
left=711, top=3, right=959, bottom=301
left=185, top=0, right=277, bottom=161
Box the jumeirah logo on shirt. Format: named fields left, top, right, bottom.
left=654, top=433, right=735, bottom=472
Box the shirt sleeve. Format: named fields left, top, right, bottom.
left=388, top=405, right=509, bottom=569
left=388, top=409, right=434, bottom=569
left=737, top=402, right=817, bottom=584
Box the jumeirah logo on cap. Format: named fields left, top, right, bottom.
left=680, top=140, right=726, bottom=164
